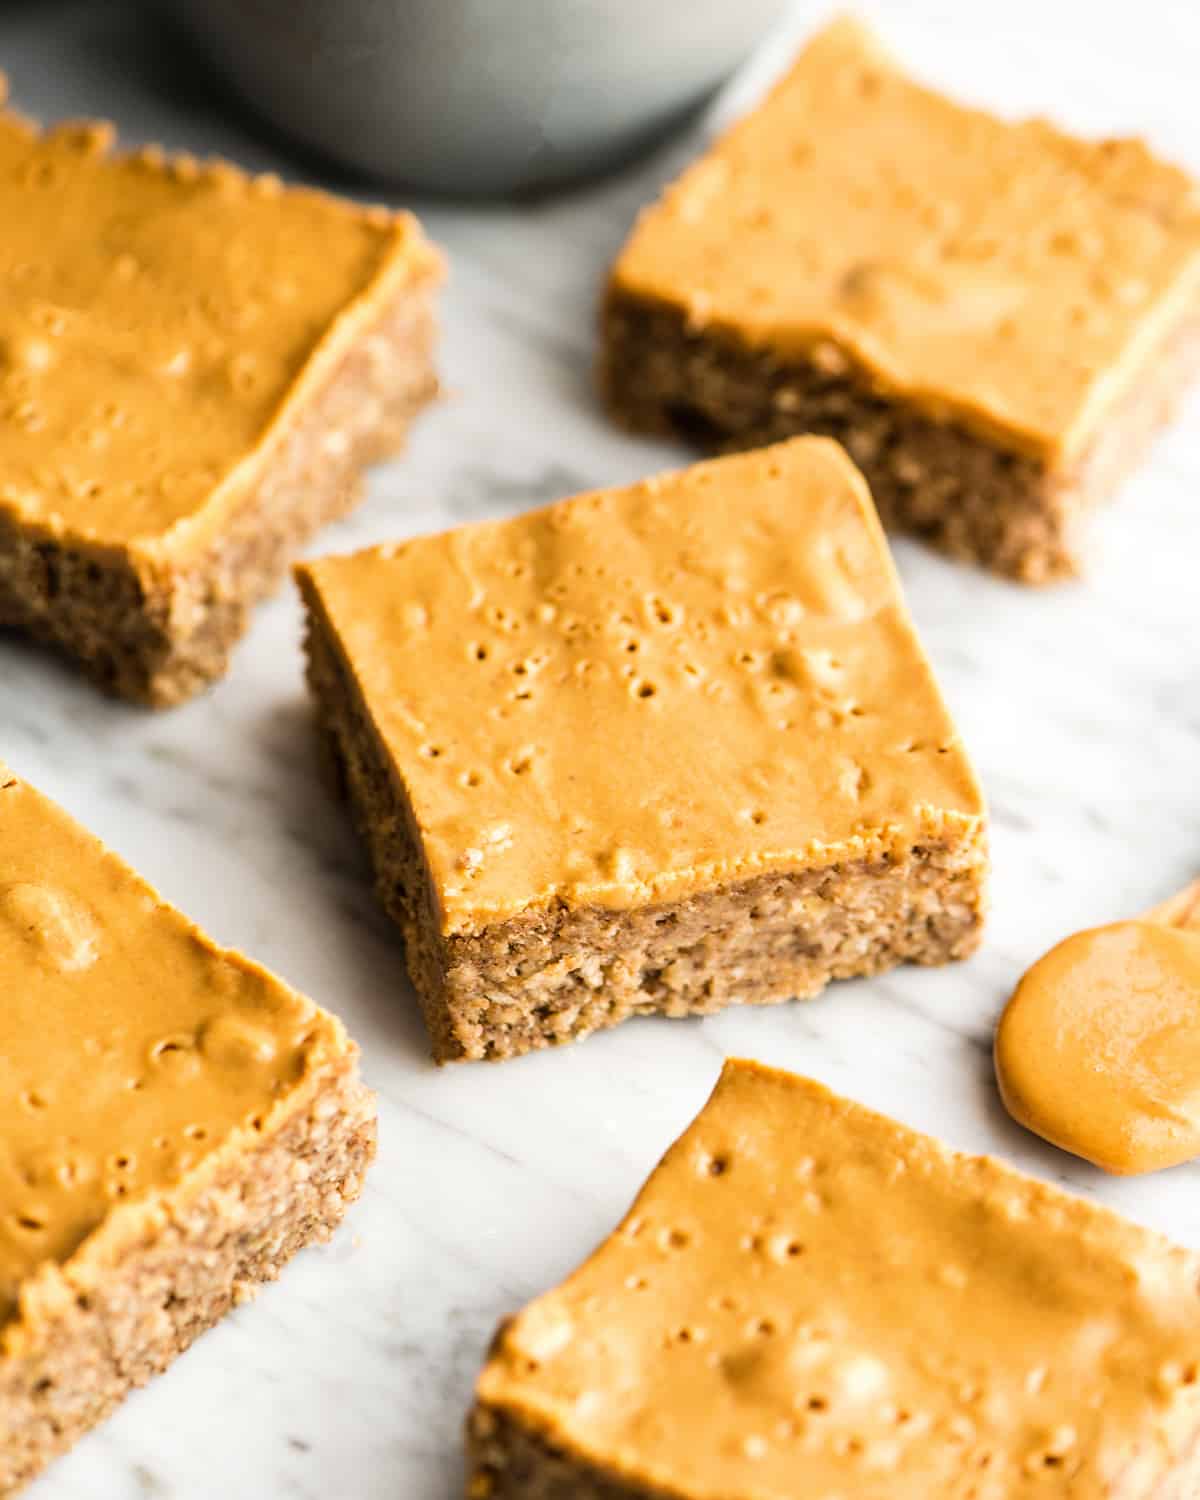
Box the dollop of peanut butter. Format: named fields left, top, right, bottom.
left=996, top=911, right=1200, bottom=1175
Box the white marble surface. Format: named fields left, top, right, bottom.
left=2, top=2, right=1199, bottom=1495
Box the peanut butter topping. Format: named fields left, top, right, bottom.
left=298, top=438, right=984, bottom=935
left=478, top=1060, right=1200, bottom=1498
left=612, top=18, right=1200, bottom=464
left=0, top=765, right=346, bottom=1329
left=0, top=78, right=440, bottom=556
left=996, top=880, right=1200, bottom=1175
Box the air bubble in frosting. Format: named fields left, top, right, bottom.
left=643, top=594, right=682, bottom=629
left=200, top=1014, right=281, bottom=1069
left=513, top=1302, right=575, bottom=1363
left=1, top=882, right=100, bottom=973
left=147, top=1032, right=202, bottom=1081
left=228, top=352, right=261, bottom=395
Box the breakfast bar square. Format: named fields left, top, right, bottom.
left=600, top=18, right=1200, bottom=583
left=296, top=437, right=987, bottom=1063
left=0, top=763, right=375, bottom=1492
left=0, top=80, right=442, bottom=705
left=470, top=1059, right=1200, bottom=1498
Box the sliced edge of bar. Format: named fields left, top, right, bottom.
left=468, top=1403, right=656, bottom=1500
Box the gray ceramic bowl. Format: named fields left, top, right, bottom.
left=157, top=0, right=789, bottom=196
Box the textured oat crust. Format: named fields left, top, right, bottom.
left=0, top=276, right=438, bottom=706
left=302, top=609, right=987, bottom=1065
left=600, top=292, right=1200, bottom=584
left=469, top=1402, right=669, bottom=1500
left=0, top=1060, right=375, bottom=1496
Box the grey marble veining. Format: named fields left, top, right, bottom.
left=1, top=2, right=1199, bottom=1496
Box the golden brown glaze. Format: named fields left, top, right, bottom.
left=996, top=880, right=1200, bottom=1175
left=298, top=438, right=984, bottom=935
left=477, top=1060, right=1200, bottom=1499
left=0, top=78, right=440, bottom=560
left=0, top=764, right=348, bottom=1330
left=611, top=18, right=1200, bottom=465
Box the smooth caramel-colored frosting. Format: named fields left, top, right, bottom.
left=996, top=881, right=1200, bottom=1175
left=478, top=1059, right=1200, bottom=1498
left=0, top=77, right=440, bottom=561
left=612, top=17, right=1200, bottom=465
left=0, top=764, right=349, bottom=1338
left=298, top=438, right=985, bottom=936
